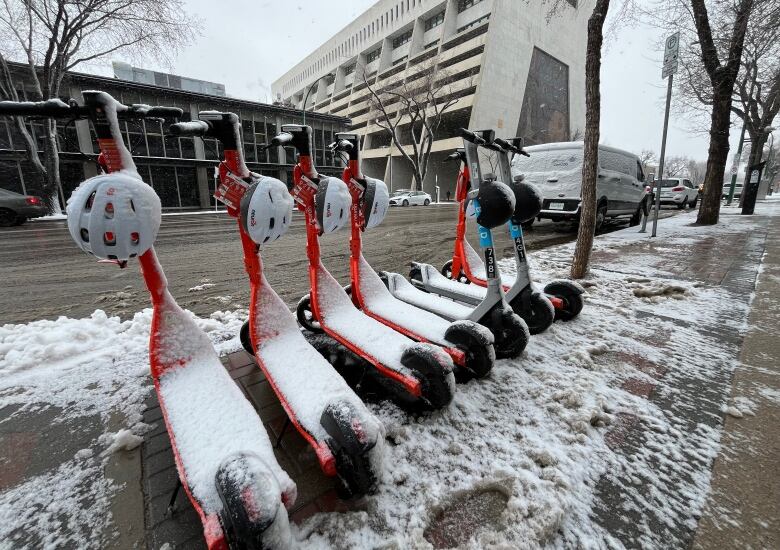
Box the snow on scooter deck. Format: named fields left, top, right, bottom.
left=316, top=263, right=454, bottom=380
left=252, top=272, right=385, bottom=446
left=153, top=293, right=297, bottom=516
left=385, top=272, right=474, bottom=321
left=358, top=256, right=464, bottom=347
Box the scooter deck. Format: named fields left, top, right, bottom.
left=152, top=294, right=296, bottom=544
left=316, top=263, right=437, bottom=382
left=416, top=263, right=486, bottom=305
left=385, top=272, right=473, bottom=321
left=252, top=273, right=384, bottom=449
left=357, top=255, right=457, bottom=348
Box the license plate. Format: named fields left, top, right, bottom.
left=548, top=202, right=565, bottom=210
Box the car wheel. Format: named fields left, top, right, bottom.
left=677, top=200, right=686, bottom=210
left=0, top=208, right=17, bottom=227
left=12, top=215, right=28, bottom=226
left=423, top=199, right=430, bottom=206
left=402, top=199, right=409, bottom=207
left=595, top=204, right=608, bottom=233
left=689, top=196, right=698, bottom=208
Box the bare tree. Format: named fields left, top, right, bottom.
left=686, top=158, right=707, bottom=183
left=363, top=59, right=466, bottom=191
left=0, top=0, right=200, bottom=212
left=639, top=148, right=656, bottom=173
left=664, top=155, right=691, bottom=176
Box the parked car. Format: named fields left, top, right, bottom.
left=0, top=188, right=47, bottom=227
left=658, top=178, right=699, bottom=209
left=511, top=142, right=649, bottom=229
left=389, top=189, right=432, bottom=206
left=722, top=182, right=743, bottom=200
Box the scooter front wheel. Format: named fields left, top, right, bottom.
left=239, top=321, right=254, bottom=355
left=510, top=291, right=555, bottom=335
left=296, top=295, right=324, bottom=333
left=483, top=306, right=529, bottom=359
left=544, top=280, right=585, bottom=321
left=401, top=345, right=455, bottom=411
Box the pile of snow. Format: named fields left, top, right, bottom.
left=0, top=307, right=246, bottom=548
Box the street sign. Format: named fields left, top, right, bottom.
left=662, top=32, right=680, bottom=79
left=651, top=32, right=680, bottom=237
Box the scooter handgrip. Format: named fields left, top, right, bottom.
left=169, top=120, right=211, bottom=137
left=459, top=128, right=485, bottom=145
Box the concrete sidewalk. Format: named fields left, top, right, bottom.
left=134, top=201, right=775, bottom=547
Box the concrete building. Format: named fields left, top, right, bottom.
left=272, top=0, right=589, bottom=198
left=0, top=63, right=349, bottom=210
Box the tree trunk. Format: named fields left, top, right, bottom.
left=738, top=130, right=766, bottom=206
left=571, top=0, right=610, bottom=279
left=42, top=119, right=63, bottom=213
left=696, top=82, right=733, bottom=224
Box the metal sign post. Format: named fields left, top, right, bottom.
left=651, top=32, right=679, bottom=238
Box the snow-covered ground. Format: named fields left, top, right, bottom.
left=0, top=207, right=769, bottom=549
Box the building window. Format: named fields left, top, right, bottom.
left=392, top=30, right=413, bottom=49
left=516, top=47, right=570, bottom=146
left=366, top=48, right=381, bottom=63
left=344, top=63, right=356, bottom=75
left=393, top=55, right=408, bottom=66
left=457, top=14, right=490, bottom=33
left=424, top=11, right=445, bottom=31
left=425, top=39, right=440, bottom=50
left=458, top=0, right=484, bottom=12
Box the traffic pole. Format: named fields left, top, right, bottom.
left=651, top=73, right=673, bottom=238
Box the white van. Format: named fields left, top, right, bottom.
left=511, top=142, right=649, bottom=229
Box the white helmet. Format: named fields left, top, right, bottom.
left=315, top=176, right=351, bottom=234
left=66, top=173, right=161, bottom=261
left=240, top=175, right=294, bottom=244
left=362, top=177, right=389, bottom=230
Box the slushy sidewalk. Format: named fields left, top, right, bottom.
left=139, top=200, right=780, bottom=548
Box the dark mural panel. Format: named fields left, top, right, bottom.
left=516, top=47, right=570, bottom=146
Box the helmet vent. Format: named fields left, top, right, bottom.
left=269, top=217, right=275, bottom=229
left=130, top=232, right=140, bottom=245
left=80, top=228, right=89, bottom=242
left=129, top=199, right=135, bottom=212
left=267, top=190, right=274, bottom=203
left=103, top=231, right=116, bottom=246
left=104, top=202, right=114, bottom=219
left=85, top=191, right=96, bottom=211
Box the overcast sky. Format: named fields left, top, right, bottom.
left=103, top=0, right=736, bottom=162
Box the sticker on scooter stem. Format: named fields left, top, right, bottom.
left=484, top=247, right=497, bottom=278
left=509, top=222, right=526, bottom=262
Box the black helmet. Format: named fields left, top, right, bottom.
left=509, top=177, right=543, bottom=223
left=475, top=180, right=516, bottom=229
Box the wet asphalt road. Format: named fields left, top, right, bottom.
left=0, top=204, right=675, bottom=325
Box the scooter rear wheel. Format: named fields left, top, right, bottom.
left=483, top=306, right=529, bottom=359
left=296, top=295, right=324, bottom=333
left=320, top=402, right=378, bottom=498
left=544, top=280, right=584, bottom=321
left=441, top=260, right=470, bottom=284
left=215, top=452, right=289, bottom=550
left=443, top=322, right=495, bottom=380
left=401, top=346, right=455, bottom=410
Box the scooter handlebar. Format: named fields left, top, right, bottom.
left=459, top=128, right=485, bottom=145
left=169, top=120, right=211, bottom=137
